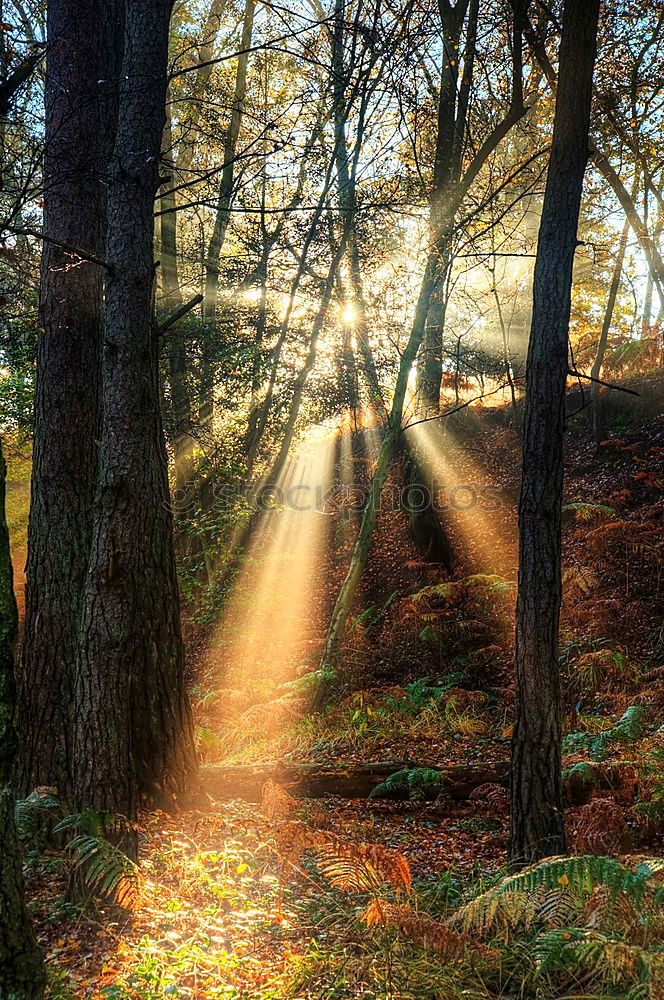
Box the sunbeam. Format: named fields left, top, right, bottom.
left=209, top=428, right=336, bottom=722
left=406, top=417, right=518, bottom=579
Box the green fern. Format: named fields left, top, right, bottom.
left=464, top=573, right=514, bottom=596
left=411, top=582, right=456, bottom=604
left=533, top=927, right=653, bottom=990
left=370, top=767, right=445, bottom=801
left=564, top=705, right=647, bottom=760
left=559, top=635, right=613, bottom=668
left=456, top=855, right=664, bottom=937
left=592, top=705, right=647, bottom=758
left=634, top=745, right=664, bottom=831
left=284, top=666, right=337, bottom=696
left=54, top=811, right=141, bottom=908
left=15, top=787, right=62, bottom=842
left=562, top=760, right=599, bottom=787
left=348, top=590, right=398, bottom=634
left=399, top=674, right=470, bottom=711
left=563, top=501, right=616, bottom=521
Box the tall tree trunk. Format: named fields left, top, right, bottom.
left=160, top=106, right=183, bottom=312
left=590, top=150, right=664, bottom=307
left=509, top=0, right=599, bottom=867
left=198, top=0, right=255, bottom=431
left=416, top=0, right=475, bottom=414
left=330, top=0, right=384, bottom=415
left=0, top=441, right=45, bottom=999
left=74, top=0, right=197, bottom=835
left=591, top=214, right=629, bottom=446
left=203, top=0, right=255, bottom=324
left=174, top=0, right=228, bottom=176
left=160, top=0, right=227, bottom=484
left=161, top=105, right=195, bottom=495
left=641, top=207, right=663, bottom=335
left=19, top=0, right=105, bottom=801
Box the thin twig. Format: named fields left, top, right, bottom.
left=157, top=294, right=204, bottom=335
left=567, top=369, right=640, bottom=396
left=403, top=380, right=519, bottom=430
left=7, top=227, right=115, bottom=273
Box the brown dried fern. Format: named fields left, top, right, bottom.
left=261, top=780, right=298, bottom=823
left=364, top=900, right=492, bottom=960
left=315, top=837, right=412, bottom=895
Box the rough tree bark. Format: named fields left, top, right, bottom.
left=73, top=0, right=198, bottom=836
left=19, top=0, right=105, bottom=801
left=0, top=441, right=45, bottom=1000
left=509, top=0, right=600, bottom=866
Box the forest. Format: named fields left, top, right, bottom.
left=0, top=0, right=663, bottom=996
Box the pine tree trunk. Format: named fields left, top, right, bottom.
left=74, top=0, right=198, bottom=830
left=0, top=440, right=45, bottom=999
left=415, top=0, right=474, bottom=414
left=19, top=0, right=105, bottom=801
left=509, top=0, right=600, bottom=867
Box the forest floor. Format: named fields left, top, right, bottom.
left=10, top=383, right=664, bottom=998
left=33, top=794, right=509, bottom=1000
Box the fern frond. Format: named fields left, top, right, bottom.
left=584, top=884, right=641, bottom=935
left=564, top=704, right=647, bottom=760
left=534, top=927, right=651, bottom=988
left=464, top=572, right=512, bottom=589
left=54, top=809, right=108, bottom=838
left=261, top=780, right=298, bottom=822
left=67, top=833, right=142, bottom=909
left=534, top=888, right=585, bottom=929
left=315, top=838, right=411, bottom=895
left=363, top=900, right=489, bottom=960
left=369, top=767, right=444, bottom=801
left=563, top=501, right=616, bottom=521
left=569, top=798, right=630, bottom=855
left=593, top=705, right=647, bottom=758
left=563, top=761, right=599, bottom=786
left=456, top=856, right=664, bottom=937
left=562, top=564, right=600, bottom=593
left=52, top=811, right=142, bottom=909
left=14, top=787, right=61, bottom=840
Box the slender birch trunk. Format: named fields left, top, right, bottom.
left=510, top=0, right=600, bottom=866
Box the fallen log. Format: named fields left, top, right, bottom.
left=201, top=760, right=510, bottom=802
left=200, top=758, right=637, bottom=806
